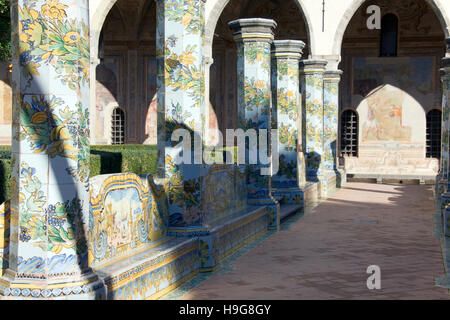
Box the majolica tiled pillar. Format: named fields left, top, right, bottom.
left=271, top=40, right=306, bottom=205
left=440, top=55, right=450, bottom=236
left=300, top=60, right=328, bottom=186
left=438, top=38, right=450, bottom=220
left=438, top=64, right=450, bottom=212
left=156, top=0, right=207, bottom=232
left=228, top=18, right=280, bottom=230
left=3, top=0, right=105, bottom=299
left=323, top=70, right=343, bottom=193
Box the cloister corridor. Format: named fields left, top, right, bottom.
left=163, top=183, right=450, bottom=300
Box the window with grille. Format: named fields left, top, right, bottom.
left=111, top=107, right=125, bottom=145
left=340, top=110, right=358, bottom=157
left=380, top=14, right=398, bottom=57
left=426, top=109, right=441, bottom=159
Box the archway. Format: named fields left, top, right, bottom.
left=339, top=0, right=446, bottom=179
left=94, top=0, right=157, bottom=145
left=208, top=0, right=310, bottom=143
left=332, top=0, right=450, bottom=56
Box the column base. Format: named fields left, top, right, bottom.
left=443, top=196, right=450, bottom=237
left=272, top=188, right=304, bottom=221
left=337, top=167, right=347, bottom=188
left=248, top=195, right=280, bottom=231
left=317, top=170, right=340, bottom=199
left=436, top=179, right=447, bottom=215
left=0, top=268, right=105, bottom=300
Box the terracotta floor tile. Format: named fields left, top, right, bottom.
left=177, top=183, right=449, bottom=300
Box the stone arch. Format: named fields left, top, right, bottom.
left=91, top=0, right=120, bottom=61
left=332, top=0, right=450, bottom=56
left=204, top=0, right=315, bottom=58
left=91, top=1, right=125, bottom=57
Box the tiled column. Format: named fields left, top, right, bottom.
left=300, top=60, right=327, bottom=187
left=156, top=0, right=207, bottom=232
left=438, top=41, right=450, bottom=211
left=271, top=40, right=306, bottom=205
left=438, top=64, right=450, bottom=212
left=228, top=18, right=280, bottom=230
left=323, top=69, right=344, bottom=194
left=2, top=0, right=105, bottom=299
left=440, top=54, right=450, bottom=236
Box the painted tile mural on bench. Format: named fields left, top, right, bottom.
left=107, top=244, right=199, bottom=300
left=203, top=164, right=235, bottom=224
left=88, top=173, right=169, bottom=267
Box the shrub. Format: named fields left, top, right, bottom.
left=0, top=158, right=11, bottom=204
left=0, top=144, right=158, bottom=202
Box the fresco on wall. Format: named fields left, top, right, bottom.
left=96, top=58, right=121, bottom=112
left=96, top=57, right=122, bottom=142
left=144, top=94, right=157, bottom=145
left=353, top=56, right=435, bottom=97
left=362, top=87, right=412, bottom=142
left=144, top=58, right=157, bottom=145
left=345, top=57, right=439, bottom=176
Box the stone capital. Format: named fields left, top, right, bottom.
left=228, top=18, right=277, bottom=43
left=300, top=59, right=328, bottom=73
left=271, top=40, right=306, bottom=60
left=204, top=56, right=214, bottom=67
left=324, top=69, right=343, bottom=82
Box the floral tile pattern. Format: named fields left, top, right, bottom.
left=271, top=43, right=304, bottom=189
left=300, top=60, right=327, bottom=181
left=156, top=0, right=206, bottom=229
left=5, top=0, right=104, bottom=298
left=323, top=71, right=342, bottom=171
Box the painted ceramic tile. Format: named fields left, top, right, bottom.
left=301, top=61, right=327, bottom=181
left=155, top=0, right=207, bottom=229
left=271, top=48, right=302, bottom=189
left=88, top=173, right=169, bottom=267
left=5, top=0, right=105, bottom=298
left=323, top=73, right=341, bottom=171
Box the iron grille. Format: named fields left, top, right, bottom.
left=112, top=107, right=125, bottom=145
left=341, top=109, right=358, bottom=157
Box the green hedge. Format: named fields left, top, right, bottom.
left=90, top=145, right=158, bottom=177
left=0, top=158, right=11, bottom=204
left=0, top=145, right=158, bottom=203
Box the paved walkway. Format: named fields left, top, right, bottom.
left=178, top=183, right=449, bottom=300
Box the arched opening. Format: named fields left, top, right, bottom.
left=95, top=0, right=157, bottom=145
left=339, top=0, right=445, bottom=178
left=380, top=14, right=398, bottom=57
left=209, top=0, right=309, bottom=144
left=426, top=109, right=442, bottom=159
